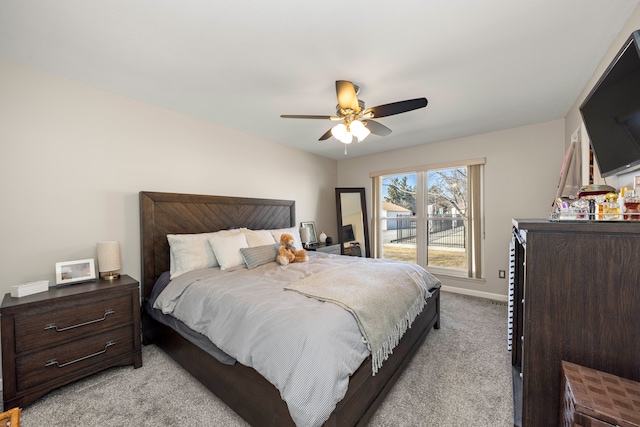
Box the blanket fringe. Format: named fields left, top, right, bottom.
left=371, top=271, right=428, bottom=375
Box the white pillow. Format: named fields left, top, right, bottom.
left=240, top=228, right=277, bottom=247
left=269, top=226, right=303, bottom=251
left=167, top=232, right=218, bottom=279
left=167, top=230, right=240, bottom=278
left=208, top=232, right=249, bottom=270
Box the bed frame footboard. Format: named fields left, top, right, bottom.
left=142, top=287, right=440, bottom=427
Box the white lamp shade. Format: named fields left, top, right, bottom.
left=331, top=123, right=353, bottom=144
left=97, top=241, right=121, bottom=272
left=300, top=227, right=311, bottom=243
left=350, top=120, right=371, bottom=142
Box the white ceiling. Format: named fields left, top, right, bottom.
left=1, top=1, right=639, bottom=160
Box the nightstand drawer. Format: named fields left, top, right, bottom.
left=317, top=244, right=340, bottom=255
left=15, top=294, right=133, bottom=353
left=307, top=243, right=341, bottom=254
left=16, top=325, right=134, bottom=391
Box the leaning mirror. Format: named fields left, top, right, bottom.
left=335, top=187, right=370, bottom=258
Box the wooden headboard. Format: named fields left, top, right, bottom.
left=139, top=191, right=295, bottom=301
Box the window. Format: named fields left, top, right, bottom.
left=371, top=159, right=484, bottom=279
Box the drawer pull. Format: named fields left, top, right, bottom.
left=44, top=309, right=115, bottom=332
left=45, top=340, right=116, bottom=368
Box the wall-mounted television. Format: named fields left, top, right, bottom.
left=580, top=30, right=640, bottom=178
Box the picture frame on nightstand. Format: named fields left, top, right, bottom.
left=300, top=221, right=317, bottom=245
left=55, top=258, right=96, bottom=286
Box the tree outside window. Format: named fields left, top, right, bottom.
left=380, top=167, right=470, bottom=272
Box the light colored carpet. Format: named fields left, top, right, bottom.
left=20, top=291, right=512, bottom=426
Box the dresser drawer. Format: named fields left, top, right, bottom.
left=16, top=325, right=134, bottom=391
left=14, top=294, right=133, bottom=353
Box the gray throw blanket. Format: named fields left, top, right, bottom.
left=285, top=261, right=430, bottom=374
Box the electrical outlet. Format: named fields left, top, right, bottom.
left=499, top=270, right=506, bottom=279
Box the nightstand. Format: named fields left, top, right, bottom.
left=344, top=243, right=362, bottom=257
left=0, top=274, right=142, bottom=409
left=306, top=243, right=341, bottom=255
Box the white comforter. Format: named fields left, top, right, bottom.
left=154, top=252, right=438, bottom=427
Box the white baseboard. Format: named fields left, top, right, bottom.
left=441, top=285, right=508, bottom=302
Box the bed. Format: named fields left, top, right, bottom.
left=140, top=191, right=441, bottom=427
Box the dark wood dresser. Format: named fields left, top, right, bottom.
left=511, top=219, right=640, bottom=427
left=0, top=275, right=142, bottom=409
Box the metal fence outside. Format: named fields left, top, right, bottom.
left=388, top=217, right=466, bottom=249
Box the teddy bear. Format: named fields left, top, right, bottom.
left=276, top=233, right=308, bottom=265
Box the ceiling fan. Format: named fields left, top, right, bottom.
left=280, top=80, right=428, bottom=150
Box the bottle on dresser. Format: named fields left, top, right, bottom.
left=619, top=187, right=628, bottom=215
left=603, top=192, right=620, bottom=220
left=624, top=189, right=640, bottom=220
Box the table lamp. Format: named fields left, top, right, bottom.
left=97, top=241, right=121, bottom=280
left=300, top=227, right=311, bottom=247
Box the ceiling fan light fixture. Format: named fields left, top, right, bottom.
left=350, top=120, right=370, bottom=142
left=281, top=80, right=427, bottom=151
left=331, top=123, right=353, bottom=144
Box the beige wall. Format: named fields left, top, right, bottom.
left=565, top=5, right=640, bottom=190
left=337, top=6, right=640, bottom=299
left=0, top=59, right=338, bottom=295
left=337, top=119, right=565, bottom=298
left=3, top=5, right=640, bottom=300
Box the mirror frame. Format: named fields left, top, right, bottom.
left=335, top=187, right=371, bottom=258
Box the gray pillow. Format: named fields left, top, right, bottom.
left=240, top=244, right=279, bottom=269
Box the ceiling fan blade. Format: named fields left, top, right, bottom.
left=319, top=128, right=333, bottom=141
left=365, top=98, right=428, bottom=118
left=280, top=114, right=333, bottom=119
left=364, top=120, right=392, bottom=136
left=336, top=81, right=360, bottom=111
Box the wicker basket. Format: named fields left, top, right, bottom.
left=0, top=407, right=21, bottom=427
left=561, top=361, right=640, bottom=427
